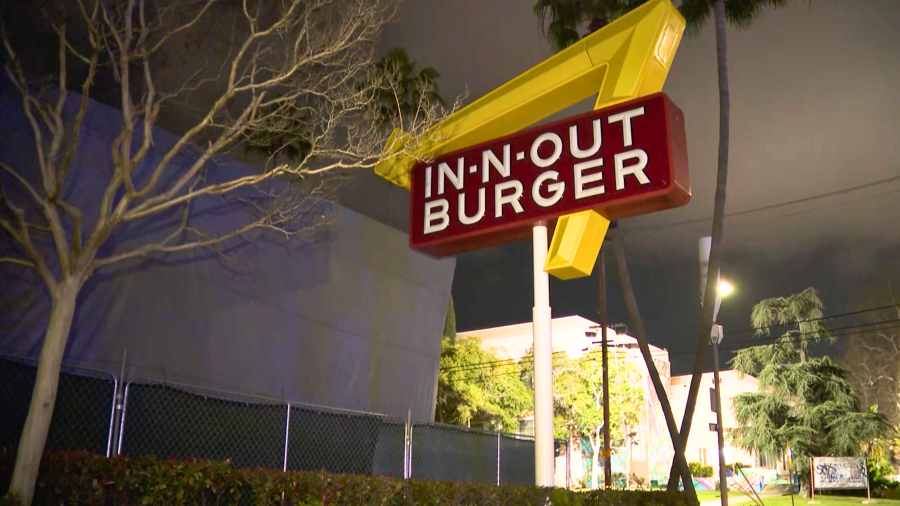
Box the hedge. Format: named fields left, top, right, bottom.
left=687, top=462, right=713, bottom=479
left=0, top=448, right=699, bottom=506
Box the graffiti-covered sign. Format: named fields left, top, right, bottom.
left=812, top=457, right=867, bottom=490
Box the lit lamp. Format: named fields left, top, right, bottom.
left=718, top=279, right=734, bottom=297
left=713, top=279, right=733, bottom=322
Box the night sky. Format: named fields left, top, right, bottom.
left=381, top=0, right=900, bottom=374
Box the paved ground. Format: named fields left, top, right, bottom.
left=700, top=495, right=766, bottom=506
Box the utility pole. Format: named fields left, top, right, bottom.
left=700, top=237, right=728, bottom=506
left=711, top=324, right=728, bottom=505
left=600, top=247, right=612, bottom=489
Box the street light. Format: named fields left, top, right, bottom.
left=717, top=280, right=734, bottom=298
left=699, top=237, right=733, bottom=506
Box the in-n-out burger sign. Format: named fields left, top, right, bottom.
left=409, top=93, right=690, bottom=256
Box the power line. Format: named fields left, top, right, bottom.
left=720, top=304, right=900, bottom=337
left=448, top=319, right=900, bottom=382
left=444, top=304, right=899, bottom=373
left=625, top=172, right=900, bottom=233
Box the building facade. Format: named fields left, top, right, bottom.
left=670, top=371, right=767, bottom=471
left=459, top=315, right=675, bottom=487
left=460, top=316, right=766, bottom=488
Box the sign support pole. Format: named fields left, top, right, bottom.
left=532, top=221, right=554, bottom=487
left=864, top=450, right=875, bottom=505
left=810, top=457, right=816, bottom=504
left=600, top=248, right=612, bottom=489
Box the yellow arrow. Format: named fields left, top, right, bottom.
left=544, top=1, right=684, bottom=280
left=375, top=0, right=685, bottom=190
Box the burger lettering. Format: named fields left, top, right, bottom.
left=409, top=93, right=690, bottom=256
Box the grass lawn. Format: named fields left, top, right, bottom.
left=758, top=496, right=900, bottom=506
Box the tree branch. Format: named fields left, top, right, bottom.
left=0, top=257, right=36, bottom=268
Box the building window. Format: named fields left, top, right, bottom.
left=519, top=419, right=535, bottom=437
left=700, top=448, right=708, bottom=466
left=758, top=453, right=776, bottom=468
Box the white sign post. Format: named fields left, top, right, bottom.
left=532, top=222, right=554, bottom=487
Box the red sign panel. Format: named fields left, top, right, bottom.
left=409, top=93, right=690, bottom=256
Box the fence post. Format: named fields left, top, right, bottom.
left=116, top=383, right=130, bottom=456
left=497, top=432, right=501, bottom=486
left=283, top=402, right=291, bottom=472
left=106, top=376, right=118, bottom=458
left=404, top=410, right=413, bottom=480
left=110, top=350, right=127, bottom=455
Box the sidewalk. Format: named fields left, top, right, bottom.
left=701, top=496, right=757, bottom=506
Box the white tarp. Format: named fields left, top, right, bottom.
left=812, top=457, right=868, bottom=490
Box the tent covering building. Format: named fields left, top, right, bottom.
left=0, top=79, right=455, bottom=423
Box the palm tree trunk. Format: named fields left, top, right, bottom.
left=666, top=0, right=731, bottom=492
left=611, top=237, right=697, bottom=502
left=9, top=278, right=81, bottom=505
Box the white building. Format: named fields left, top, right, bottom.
left=670, top=371, right=765, bottom=472
left=460, top=315, right=771, bottom=489
left=459, top=315, right=676, bottom=488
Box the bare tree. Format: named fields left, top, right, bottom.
left=0, top=0, right=455, bottom=503
left=844, top=291, right=900, bottom=432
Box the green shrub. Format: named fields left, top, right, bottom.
left=724, top=462, right=745, bottom=473
left=630, top=473, right=647, bottom=489
left=688, top=462, right=713, bottom=478
left=0, top=448, right=700, bottom=506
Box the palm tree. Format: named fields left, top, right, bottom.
left=370, top=47, right=445, bottom=128
left=244, top=48, right=445, bottom=166
left=669, top=0, right=786, bottom=491
left=534, top=0, right=644, bottom=50
left=533, top=0, right=698, bottom=494
left=534, top=0, right=792, bottom=492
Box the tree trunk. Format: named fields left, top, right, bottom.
left=591, top=435, right=601, bottom=490
left=667, top=0, right=731, bottom=492
left=9, top=279, right=80, bottom=506
left=611, top=238, right=697, bottom=502
left=799, top=474, right=811, bottom=498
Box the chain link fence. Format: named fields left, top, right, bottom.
left=118, top=381, right=287, bottom=469
left=0, top=355, right=116, bottom=457
left=0, top=355, right=568, bottom=487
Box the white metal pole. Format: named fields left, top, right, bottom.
left=283, top=402, right=291, bottom=472
left=533, top=221, right=554, bottom=487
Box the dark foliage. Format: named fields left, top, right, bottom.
left=0, top=448, right=700, bottom=506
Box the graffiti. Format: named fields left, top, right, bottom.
left=729, top=467, right=775, bottom=493
left=816, top=463, right=838, bottom=483
left=855, top=461, right=868, bottom=481
left=812, top=457, right=867, bottom=490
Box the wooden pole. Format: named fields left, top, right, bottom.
left=600, top=247, right=612, bottom=489
left=810, top=457, right=815, bottom=503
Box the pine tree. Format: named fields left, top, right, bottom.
left=731, top=288, right=886, bottom=497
